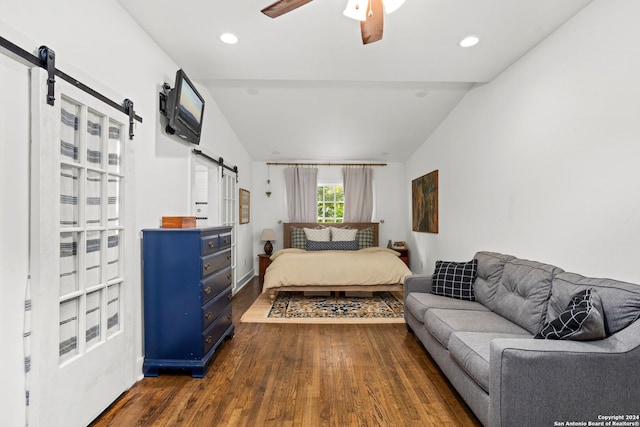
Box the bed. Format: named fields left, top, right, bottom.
left=262, top=222, right=412, bottom=302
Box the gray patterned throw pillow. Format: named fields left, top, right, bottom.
left=356, top=227, right=375, bottom=249
left=290, top=227, right=307, bottom=249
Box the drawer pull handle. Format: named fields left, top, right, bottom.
left=205, top=336, right=213, bottom=344
left=227, top=294, right=232, bottom=301
left=227, top=274, right=232, bottom=280
left=208, top=241, right=215, bottom=248
left=226, top=255, right=231, bottom=261
left=205, top=286, right=212, bottom=294
left=204, top=263, right=211, bottom=270
left=227, top=314, right=232, bottom=321
left=205, top=312, right=212, bottom=320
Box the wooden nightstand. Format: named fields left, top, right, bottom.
left=258, top=254, right=272, bottom=286
left=394, top=247, right=410, bottom=267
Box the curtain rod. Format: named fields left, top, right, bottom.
left=266, top=162, right=387, bottom=167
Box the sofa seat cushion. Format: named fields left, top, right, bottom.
left=493, top=258, right=564, bottom=334
left=424, top=308, right=530, bottom=349
left=405, top=292, right=490, bottom=325
left=449, top=332, right=532, bottom=392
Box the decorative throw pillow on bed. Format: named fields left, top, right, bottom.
left=356, top=227, right=375, bottom=249
left=290, top=227, right=308, bottom=249
left=329, top=227, right=358, bottom=241
left=535, top=289, right=606, bottom=341
left=304, top=227, right=330, bottom=242
left=431, top=259, right=478, bottom=301
left=307, top=240, right=359, bottom=251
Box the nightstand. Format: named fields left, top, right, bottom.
left=394, top=247, right=410, bottom=267
left=258, top=254, right=272, bottom=286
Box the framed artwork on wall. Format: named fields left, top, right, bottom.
left=412, top=170, right=438, bottom=233
left=239, top=188, right=250, bottom=224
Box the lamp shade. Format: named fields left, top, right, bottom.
left=382, top=0, right=405, bottom=14
left=343, top=0, right=368, bottom=21
left=260, top=228, right=276, bottom=241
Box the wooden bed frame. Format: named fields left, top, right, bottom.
left=266, top=222, right=402, bottom=301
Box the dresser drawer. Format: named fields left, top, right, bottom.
left=219, top=232, right=232, bottom=250
left=200, top=266, right=233, bottom=303
left=202, top=307, right=232, bottom=356
left=202, top=287, right=232, bottom=330
left=201, top=234, right=220, bottom=255
left=201, top=249, right=232, bottom=278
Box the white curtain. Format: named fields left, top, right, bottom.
left=284, top=167, right=318, bottom=222
left=343, top=166, right=373, bottom=222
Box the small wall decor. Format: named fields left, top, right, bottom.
left=412, top=170, right=438, bottom=233
left=239, top=188, right=250, bottom=224
left=265, top=164, right=272, bottom=197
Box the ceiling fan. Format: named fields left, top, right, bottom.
left=261, top=0, right=405, bottom=45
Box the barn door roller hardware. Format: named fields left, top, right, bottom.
left=38, top=46, right=56, bottom=106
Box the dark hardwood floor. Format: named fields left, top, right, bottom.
left=90, top=278, right=481, bottom=426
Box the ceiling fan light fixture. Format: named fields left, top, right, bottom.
left=381, top=0, right=405, bottom=14
left=343, top=0, right=368, bottom=21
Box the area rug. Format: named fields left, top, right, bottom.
left=240, top=291, right=405, bottom=324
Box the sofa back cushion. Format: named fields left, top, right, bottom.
left=549, top=272, right=640, bottom=335
left=473, top=251, right=515, bottom=311
left=493, top=258, right=564, bottom=334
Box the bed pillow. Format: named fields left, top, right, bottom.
left=290, top=227, right=307, bottom=250
left=304, top=227, right=330, bottom=242
left=356, top=227, right=375, bottom=249
left=535, top=289, right=606, bottom=341
left=431, top=259, right=478, bottom=301
left=307, top=240, right=359, bottom=251
left=330, top=227, right=358, bottom=241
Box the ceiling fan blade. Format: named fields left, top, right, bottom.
left=261, top=0, right=313, bottom=18
left=360, top=0, right=384, bottom=44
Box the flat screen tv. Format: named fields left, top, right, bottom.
left=164, top=69, right=205, bottom=144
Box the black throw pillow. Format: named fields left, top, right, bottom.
left=431, top=259, right=478, bottom=301
left=535, top=288, right=606, bottom=341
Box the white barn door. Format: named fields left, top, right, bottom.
left=28, top=68, right=136, bottom=427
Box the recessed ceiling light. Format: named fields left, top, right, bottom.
left=415, top=90, right=428, bottom=98
left=220, top=33, right=239, bottom=44
left=459, top=35, right=479, bottom=48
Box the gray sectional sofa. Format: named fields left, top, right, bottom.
left=404, top=251, right=640, bottom=427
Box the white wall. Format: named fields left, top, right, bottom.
left=250, top=161, right=409, bottom=272
left=0, top=0, right=253, bottom=424
left=406, top=0, right=640, bottom=283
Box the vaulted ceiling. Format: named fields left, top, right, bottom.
left=118, top=0, right=592, bottom=161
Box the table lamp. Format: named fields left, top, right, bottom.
left=260, top=228, right=276, bottom=255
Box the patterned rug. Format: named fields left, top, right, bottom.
left=241, top=291, right=405, bottom=324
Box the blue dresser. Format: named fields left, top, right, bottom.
left=142, top=226, right=234, bottom=377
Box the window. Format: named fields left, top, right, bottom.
left=317, top=185, right=344, bottom=223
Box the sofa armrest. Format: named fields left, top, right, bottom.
left=404, top=274, right=433, bottom=295
left=489, top=319, right=640, bottom=427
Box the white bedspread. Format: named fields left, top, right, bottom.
left=263, top=247, right=412, bottom=291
